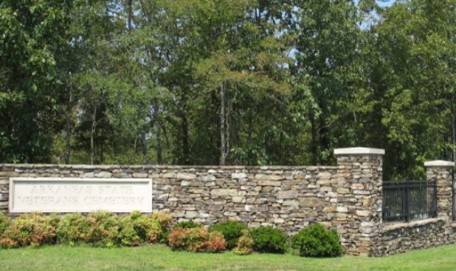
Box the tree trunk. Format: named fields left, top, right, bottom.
left=181, top=113, right=190, bottom=164
left=153, top=100, right=162, bottom=164
left=90, top=107, right=97, bottom=165
left=220, top=82, right=226, bottom=165
left=142, top=131, right=149, bottom=164
left=64, top=88, right=73, bottom=164
left=310, top=111, right=318, bottom=165
left=452, top=92, right=456, bottom=162
left=127, top=0, right=133, bottom=31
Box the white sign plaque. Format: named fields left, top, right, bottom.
left=9, top=178, right=152, bottom=213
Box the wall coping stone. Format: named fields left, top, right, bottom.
left=382, top=218, right=445, bottom=233
left=334, top=147, right=385, bottom=155
left=424, top=160, right=455, bottom=167
left=0, top=164, right=339, bottom=170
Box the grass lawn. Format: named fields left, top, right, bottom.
left=1, top=244, right=456, bottom=271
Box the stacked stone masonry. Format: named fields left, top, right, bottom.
left=372, top=219, right=456, bottom=256
left=0, top=148, right=454, bottom=257
left=0, top=164, right=339, bottom=234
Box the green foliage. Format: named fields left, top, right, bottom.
left=56, top=213, right=92, bottom=245
left=233, top=229, right=254, bottom=255
left=117, top=213, right=164, bottom=247
left=291, top=224, right=343, bottom=257
left=250, top=226, right=288, bottom=254
left=369, top=0, right=456, bottom=179
left=0, top=0, right=72, bottom=163
left=84, top=211, right=121, bottom=248
left=56, top=211, right=170, bottom=247
left=1, top=0, right=455, bottom=179
left=172, top=221, right=202, bottom=230
left=167, top=227, right=227, bottom=253
left=0, top=213, right=58, bottom=248
left=0, top=212, right=9, bottom=235
left=208, top=221, right=247, bottom=250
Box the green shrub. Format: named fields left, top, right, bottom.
left=167, top=227, right=227, bottom=253
left=0, top=211, right=170, bottom=249
left=151, top=212, right=173, bottom=231
left=56, top=213, right=92, bottom=245
left=59, top=211, right=121, bottom=247
left=233, top=229, right=254, bottom=255
left=1, top=213, right=57, bottom=248
left=291, top=223, right=343, bottom=257
left=131, top=213, right=164, bottom=244
left=118, top=216, right=142, bottom=247
left=85, top=211, right=121, bottom=247
left=0, top=212, right=9, bottom=235
left=172, top=221, right=202, bottom=230
left=250, top=226, right=287, bottom=254
left=209, top=221, right=247, bottom=249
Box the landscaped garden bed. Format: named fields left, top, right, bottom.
left=0, top=211, right=342, bottom=258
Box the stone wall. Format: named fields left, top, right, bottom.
left=371, top=219, right=456, bottom=256
left=1, top=148, right=454, bottom=257
left=0, top=164, right=339, bottom=234
left=371, top=160, right=456, bottom=256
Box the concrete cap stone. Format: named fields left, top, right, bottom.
left=334, top=147, right=385, bottom=156
left=424, top=160, right=455, bottom=167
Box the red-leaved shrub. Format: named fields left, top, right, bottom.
left=1, top=213, right=57, bottom=248
left=168, top=226, right=226, bottom=253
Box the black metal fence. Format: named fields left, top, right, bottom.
left=382, top=180, right=437, bottom=223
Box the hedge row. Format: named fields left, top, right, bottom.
left=0, top=212, right=344, bottom=257
left=0, top=211, right=171, bottom=248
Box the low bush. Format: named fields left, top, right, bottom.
left=208, top=221, right=247, bottom=249
left=291, top=223, right=343, bottom=257
left=56, top=213, right=92, bottom=245
left=151, top=212, right=172, bottom=231
left=0, top=212, right=9, bottom=235
left=85, top=211, right=121, bottom=247
left=118, top=211, right=164, bottom=245
left=250, top=226, right=287, bottom=254
left=168, top=227, right=227, bottom=253
left=1, top=211, right=172, bottom=249
left=233, top=229, right=254, bottom=255
left=172, top=221, right=202, bottom=230
left=1, top=213, right=58, bottom=248
left=118, top=216, right=142, bottom=247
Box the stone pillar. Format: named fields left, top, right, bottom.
left=425, top=160, right=455, bottom=221
left=334, top=147, right=384, bottom=256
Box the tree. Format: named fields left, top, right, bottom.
left=369, top=0, right=456, bottom=179
left=0, top=0, right=72, bottom=162
left=291, top=0, right=364, bottom=164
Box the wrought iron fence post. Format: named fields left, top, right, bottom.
left=405, top=181, right=410, bottom=222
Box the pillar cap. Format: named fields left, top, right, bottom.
left=334, top=147, right=385, bottom=156
left=424, top=160, right=455, bottom=167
